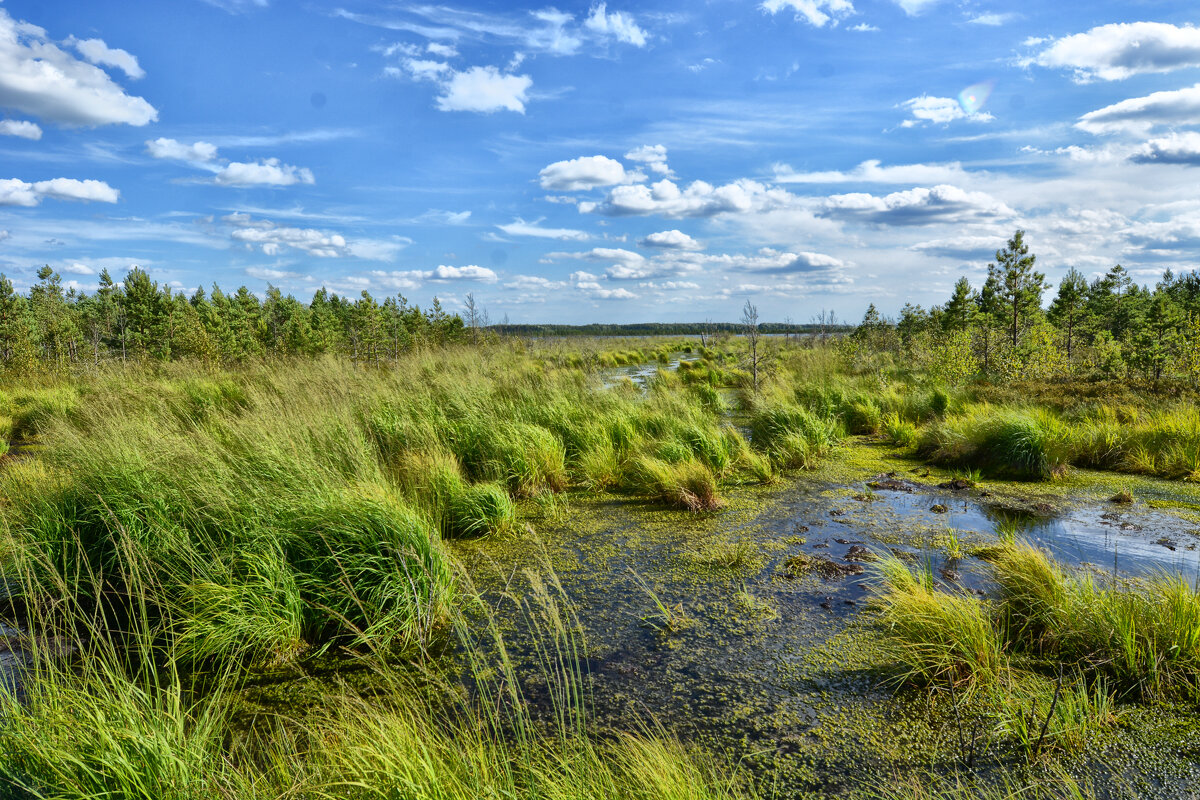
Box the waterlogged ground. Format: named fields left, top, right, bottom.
left=454, top=439, right=1200, bottom=798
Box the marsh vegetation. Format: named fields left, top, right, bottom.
left=1, top=248, right=1200, bottom=798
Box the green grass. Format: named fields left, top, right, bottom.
left=992, top=541, right=1200, bottom=701
left=871, top=553, right=1007, bottom=696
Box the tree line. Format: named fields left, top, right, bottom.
left=848, top=230, right=1200, bottom=387
left=0, top=266, right=468, bottom=371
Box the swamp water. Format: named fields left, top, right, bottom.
left=451, top=460, right=1200, bottom=797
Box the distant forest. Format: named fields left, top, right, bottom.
left=0, top=264, right=849, bottom=371
left=489, top=322, right=851, bottom=337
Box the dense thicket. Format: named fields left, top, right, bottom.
left=853, top=230, right=1200, bottom=388
left=0, top=266, right=467, bottom=369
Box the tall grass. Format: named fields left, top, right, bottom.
left=872, top=554, right=1007, bottom=696
left=992, top=542, right=1200, bottom=701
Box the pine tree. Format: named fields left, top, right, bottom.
left=1047, top=267, right=1088, bottom=360
left=988, top=230, right=1048, bottom=347
left=942, top=277, right=976, bottom=332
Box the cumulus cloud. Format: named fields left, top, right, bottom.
left=245, top=266, right=314, bottom=283
left=1076, top=83, right=1200, bottom=135
left=497, top=217, right=590, bottom=240
left=539, top=155, right=642, bottom=191
left=1030, top=22, right=1200, bottom=82
left=639, top=229, right=702, bottom=250
left=774, top=159, right=969, bottom=184
left=910, top=235, right=1008, bottom=258
left=583, top=3, right=648, bottom=47
left=70, top=37, right=145, bottom=79
left=215, top=158, right=315, bottom=187
left=900, top=95, right=993, bottom=127
left=145, top=137, right=219, bottom=162
left=624, top=144, right=672, bottom=176
left=391, top=55, right=533, bottom=113
left=430, top=264, right=498, bottom=282
left=1130, top=132, right=1200, bottom=165
left=760, top=0, right=855, bottom=28
left=0, top=119, right=40, bottom=139
left=0, top=177, right=119, bottom=206
left=437, top=65, right=532, bottom=113
left=0, top=10, right=157, bottom=126
left=820, top=185, right=1014, bottom=225
left=1124, top=213, right=1200, bottom=253
left=225, top=213, right=349, bottom=257
left=507, top=274, right=568, bottom=290
left=707, top=247, right=849, bottom=274
left=570, top=269, right=637, bottom=299
left=581, top=178, right=793, bottom=218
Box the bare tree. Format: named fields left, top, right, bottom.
left=811, top=308, right=839, bottom=345
left=742, top=299, right=765, bottom=395
left=464, top=292, right=481, bottom=345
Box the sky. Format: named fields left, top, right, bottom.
left=1, top=0, right=1199, bottom=323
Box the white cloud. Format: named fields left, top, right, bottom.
left=706, top=247, right=849, bottom=274
left=910, top=235, right=1007, bottom=258
left=507, top=274, right=567, bottom=290
left=403, top=59, right=453, bottom=80
left=0, top=10, right=157, bottom=126
left=849, top=23, right=878, bottom=32
left=760, top=0, right=856, bottom=28
left=820, top=185, right=1014, bottom=225
left=967, top=13, right=1017, bottom=26
left=215, top=158, right=315, bottom=187
left=225, top=213, right=349, bottom=257
left=891, top=0, right=942, bottom=15
left=431, top=264, right=498, bottom=282
left=145, top=137, right=219, bottom=162
left=572, top=271, right=637, bottom=299
left=900, top=95, right=993, bottom=127
left=245, top=266, right=314, bottom=283
left=0, top=119, right=40, bottom=139
left=624, top=144, right=672, bottom=176
left=583, top=3, right=648, bottom=47
left=341, top=4, right=648, bottom=58
left=436, top=65, right=532, bottom=113
left=201, top=0, right=269, bottom=12
left=581, top=178, right=793, bottom=218
left=1076, top=83, right=1200, bottom=135
left=1130, top=132, right=1200, bottom=165
left=774, top=159, right=970, bottom=184
left=1031, top=22, right=1200, bottom=82
left=426, top=42, right=458, bottom=57
left=639, top=229, right=702, bottom=250
left=497, top=217, right=590, bottom=240
left=70, top=37, right=145, bottom=80
left=0, top=177, right=119, bottom=206
left=539, top=155, right=642, bottom=191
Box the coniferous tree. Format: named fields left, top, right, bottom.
left=988, top=230, right=1048, bottom=347
left=942, top=277, right=976, bottom=332
left=1047, top=267, right=1088, bottom=360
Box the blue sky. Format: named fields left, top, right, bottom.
left=2, top=0, right=1199, bottom=323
